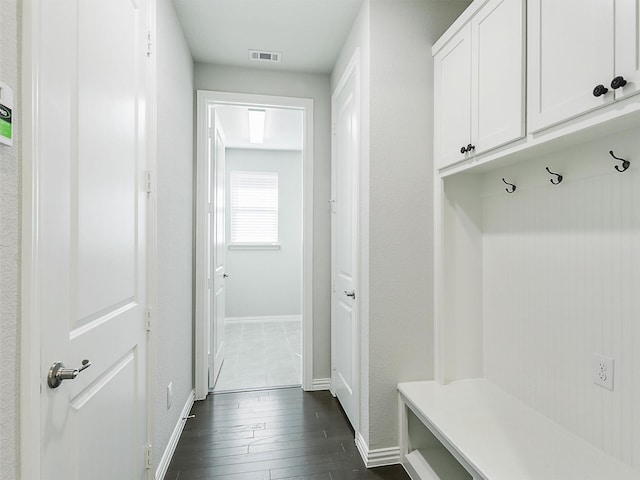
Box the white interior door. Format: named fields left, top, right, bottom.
left=35, top=0, right=150, bottom=478
left=331, top=56, right=360, bottom=428
left=208, top=110, right=226, bottom=389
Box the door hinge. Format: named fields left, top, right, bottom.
left=145, top=306, right=152, bottom=332
left=145, top=170, right=152, bottom=196
left=328, top=199, right=336, bottom=213
left=145, top=444, right=152, bottom=469
left=208, top=127, right=214, bottom=139
left=146, top=32, right=153, bottom=58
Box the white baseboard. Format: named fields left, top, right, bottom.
left=309, top=378, right=331, bottom=391
left=156, top=389, right=195, bottom=480
left=355, top=431, right=401, bottom=468
left=225, top=315, right=302, bottom=324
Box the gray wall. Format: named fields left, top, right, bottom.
left=0, top=0, right=20, bottom=477
left=154, top=0, right=195, bottom=471
left=195, top=64, right=332, bottom=382
left=331, top=0, right=470, bottom=451
left=225, top=148, right=302, bottom=318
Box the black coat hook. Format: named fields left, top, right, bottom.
left=502, top=178, right=516, bottom=193
left=609, top=150, right=630, bottom=172
left=545, top=167, right=563, bottom=185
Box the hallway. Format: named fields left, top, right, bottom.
left=166, top=388, right=410, bottom=479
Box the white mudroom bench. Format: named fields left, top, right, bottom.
left=398, top=380, right=640, bottom=480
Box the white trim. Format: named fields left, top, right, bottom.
left=196, top=90, right=314, bottom=398
left=310, top=378, right=331, bottom=391
left=228, top=243, right=281, bottom=250
left=225, top=315, right=302, bottom=324
left=20, top=1, right=41, bottom=477
left=194, top=91, right=209, bottom=400
left=155, top=389, right=195, bottom=480
left=355, top=432, right=401, bottom=468
left=145, top=2, right=158, bottom=478
left=330, top=49, right=361, bottom=429
left=433, top=175, right=445, bottom=384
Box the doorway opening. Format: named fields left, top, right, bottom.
left=195, top=91, right=314, bottom=399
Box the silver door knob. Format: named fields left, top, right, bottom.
left=47, top=359, right=92, bottom=389
left=344, top=290, right=356, bottom=299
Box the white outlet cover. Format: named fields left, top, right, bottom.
left=593, top=353, right=614, bottom=390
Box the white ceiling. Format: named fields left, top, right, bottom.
left=216, top=105, right=303, bottom=150
left=172, top=0, right=364, bottom=74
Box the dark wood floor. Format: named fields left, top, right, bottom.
left=166, top=387, right=410, bottom=480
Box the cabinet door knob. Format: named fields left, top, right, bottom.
left=460, top=145, right=468, bottom=154
left=611, top=76, right=627, bottom=90
left=593, top=84, right=609, bottom=97
left=466, top=144, right=475, bottom=152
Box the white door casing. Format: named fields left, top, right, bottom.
left=209, top=111, right=226, bottom=389
left=195, top=91, right=314, bottom=398
left=22, top=0, right=152, bottom=478
left=331, top=52, right=360, bottom=429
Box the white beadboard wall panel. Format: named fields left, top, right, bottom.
left=481, top=127, right=640, bottom=470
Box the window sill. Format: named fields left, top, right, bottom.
left=228, top=244, right=281, bottom=250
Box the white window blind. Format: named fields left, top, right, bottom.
left=230, top=171, right=279, bottom=244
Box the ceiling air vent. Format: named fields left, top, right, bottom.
left=249, top=49, right=282, bottom=63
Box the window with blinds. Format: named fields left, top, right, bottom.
left=230, top=171, right=279, bottom=245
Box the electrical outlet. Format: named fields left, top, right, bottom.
left=167, top=381, right=173, bottom=409
left=593, top=354, right=614, bottom=390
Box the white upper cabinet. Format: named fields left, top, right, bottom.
left=434, top=0, right=525, bottom=169
left=528, top=0, right=640, bottom=133
left=614, top=0, right=640, bottom=101
left=434, top=23, right=473, bottom=169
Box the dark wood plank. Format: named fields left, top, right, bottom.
left=166, top=388, right=410, bottom=480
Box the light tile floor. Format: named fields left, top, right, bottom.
left=212, top=318, right=302, bottom=392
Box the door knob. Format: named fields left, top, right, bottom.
left=460, top=145, right=467, bottom=154
left=47, top=359, right=92, bottom=389
left=466, top=144, right=475, bottom=153
left=222, top=273, right=229, bottom=278
left=344, top=290, right=356, bottom=299
left=593, top=84, right=609, bottom=97
left=611, top=76, right=627, bottom=90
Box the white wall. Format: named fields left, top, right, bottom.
left=154, top=0, right=194, bottom=471
left=481, top=128, right=640, bottom=470
left=225, top=149, right=302, bottom=318
left=0, top=0, right=20, bottom=477
left=331, top=0, right=470, bottom=452
left=195, top=64, right=332, bottom=381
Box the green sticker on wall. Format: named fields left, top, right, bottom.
left=0, top=103, right=11, bottom=141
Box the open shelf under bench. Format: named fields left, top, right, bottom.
left=398, top=379, right=640, bottom=480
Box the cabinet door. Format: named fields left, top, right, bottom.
left=472, top=0, right=525, bottom=154
left=528, top=0, right=615, bottom=132
left=615, top=0, right=640, bottom=100
left=434, top=23, right=472, bottom=169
